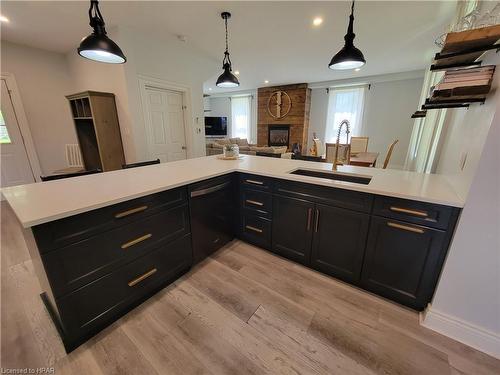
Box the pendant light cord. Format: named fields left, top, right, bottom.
left=88, top=0, right=106, bottom=32
left=222, top=13, right=232, bottom=68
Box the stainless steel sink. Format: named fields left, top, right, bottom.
left=289, top=168, right=372, bottom=185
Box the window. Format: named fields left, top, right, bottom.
left=0, top=110, right=11, bottom=144
left=231, top=96, right=251, bottom=140
left=325, top=86, right=366, bottom=143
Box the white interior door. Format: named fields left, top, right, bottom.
left=145, top=87, right=187, bottom=162
left=0, top=79, right=35, bottom=190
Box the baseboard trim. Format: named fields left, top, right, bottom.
left=421, top=307, right=500, bottom=359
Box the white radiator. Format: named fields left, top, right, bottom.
left=65, top=144, right=83, bottom=167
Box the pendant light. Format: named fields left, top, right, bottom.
left=216, top=12, right=240, bottom=88
left=328, top=0, right=365, bottom=70
left=78, top=0, right=126, bottom=64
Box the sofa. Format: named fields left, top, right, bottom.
left=206, top=138, right=287, bottom=156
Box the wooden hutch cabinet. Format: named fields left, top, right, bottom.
left=66, top=91, right=125, bottom=171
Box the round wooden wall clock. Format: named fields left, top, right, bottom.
left=267, top=90, right=291, bottom=119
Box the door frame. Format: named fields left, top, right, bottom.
left=138, top=75, right=192, bottom=160
left=1, top=73, right=42, bottom=181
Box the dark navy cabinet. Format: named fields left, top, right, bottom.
left=30, top=171, right=460, bottom=353
left=272, top=194, right=314, bottom=265
left=311, top=204, right=370, bottom=283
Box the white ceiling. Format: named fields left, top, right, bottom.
left=1, top=1, right=456, bottom=93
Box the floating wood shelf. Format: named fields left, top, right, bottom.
left=432, top=25, right=500, bottom=71
left=411, top=110, right=427, bottom=119
left=421, top=97, right=485, bottom=110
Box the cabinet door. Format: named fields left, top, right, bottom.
left=311, top=204, right=369, bottom=283
left=361, top=217, right=446, bottom=310
left=272, top=195, right=314, bottom=265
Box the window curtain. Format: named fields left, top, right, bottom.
left=325, top=85, right=366, bottom=143
left=231, top=96, right=251, bottom=140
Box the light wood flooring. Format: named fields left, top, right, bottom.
left=1, top=202, right=499, bottom=374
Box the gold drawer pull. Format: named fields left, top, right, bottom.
left=389, top=206, right=428, bottom=218
left=387, top=222, right=424, bottom=234
left=128, top=268, right=157, bottom=287
left=246, top=225, right=263, bottom=233
left=115, top=205, right=148, bottom=218
left=121, top=234, right=152, bottom=249
left=245, top=179, right=264, bottom=185
left=246, top=199, right=264, bottom=206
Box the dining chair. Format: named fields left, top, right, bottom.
left=40, top=169, right=102, bottom=182
left=122, top=159, right=161, bottom=169
left=325, top=143, right=351, bottom=165
left=382, top=140, right=399, bottom=169
left=350, top=137, right=369, bottom=155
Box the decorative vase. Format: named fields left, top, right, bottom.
left=223, top=144, right=239, bottom=158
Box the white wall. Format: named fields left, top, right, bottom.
left=308, top=72, right=424, bottom=169
left=65, top=34, right=136, bottom=163
left=208, top=97, right=232, bottom=135
left=422, top=52, right=500, bottom=358
left=116, top=26, right=218, bottom=160
left=206, top=91, right=258, bottom=143
left=1, top=41, right=77, bottom=175
left=435, top=52, right=500, bottom=200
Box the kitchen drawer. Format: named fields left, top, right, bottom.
left=240, top=188, right=272, bottom=217
left=33, top=187, right=188, bottom=252
left=373, top=196, right=459, bottom=230
left=239, top=213, right=272, bottom=249
left=57, top=234, right=192, bottom=339
left=273, top=180, right=373, bottom=213
left=239, top=173, right=274, bottom=192
left=43, top=204, right=190, bottom=297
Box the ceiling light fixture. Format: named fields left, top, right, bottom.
left=328, top=0, right=365, bottom=70
left=264, top=80, right=269, bottom=84
left=78, top=0, right=126, bottom=64
left=0, top=15, right=10, bottom=23
left=216, top=12, right=240, bottom=88
left=313, top=17, right=323, bottom=26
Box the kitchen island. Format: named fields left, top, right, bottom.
left=2, top=155, right=463, bottom=351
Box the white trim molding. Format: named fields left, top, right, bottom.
left=1, top=72, right=42, bottom=181
left=421, top=307, right=500, bottom=359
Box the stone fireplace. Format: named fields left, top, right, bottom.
left=257, top=83, right=311, bottom=152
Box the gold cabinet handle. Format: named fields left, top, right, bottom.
left=389, top=206, right=428, bottom=218
left=246, top=199, right=264, bottom=207
left=245, top=225, right=263, bottom=233
left=128, top=268, right=157, bottom=287
left=245, top=179, right=264, bottom=185
left=115, top=205, right=148, bottom=219
left=306, top=208, right=312, bottom=231
left=121, top=233, right=152, bottom=249
left=387, top=222, right=424, bottom=234
left=314, top=209, right=320, bottom=233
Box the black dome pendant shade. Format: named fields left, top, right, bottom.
left=216, top=12, right=239, bottom=88
left=329, top=0, right=365, bottom=70
left=78, top=0, right=126, bottom=64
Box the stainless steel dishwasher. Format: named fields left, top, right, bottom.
left=188, top=175, right=235, bottom=264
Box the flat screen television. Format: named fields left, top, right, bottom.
left=205, top=116, right=228, bottom=137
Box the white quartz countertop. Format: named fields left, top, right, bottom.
left=2, top=155, right=464, bottom=228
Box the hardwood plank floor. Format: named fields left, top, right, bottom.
left=1, top=201, right=499, bottom=374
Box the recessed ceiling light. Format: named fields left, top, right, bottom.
left=355, top=68, right=361, bottom=72
left=234, top=70, right=240, bottom=75
left=264, top=80, right=269, bottom=84
left=0, top=15, right=10, bottom=23
left=208, top=88, right=212, bottom=91
left=313, top=17, right=323, bottom=26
